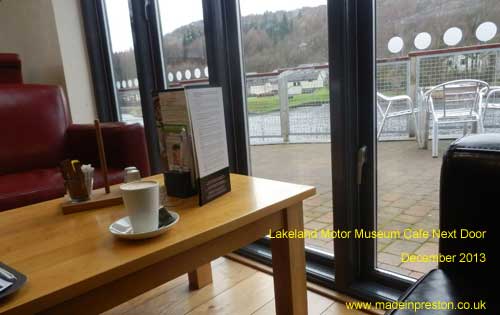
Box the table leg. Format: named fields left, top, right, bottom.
left=271, top=202, right=308, bottom=315
left=188, top=262, right=213, bottom=290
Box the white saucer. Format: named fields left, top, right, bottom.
left=109, top=210, right=179, bottom=240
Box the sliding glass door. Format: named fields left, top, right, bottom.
left=239, top=0, right=333, bottom=258
left=375, top=0, right=500, bottom=281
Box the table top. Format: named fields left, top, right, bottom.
left=0, top=174, right=314, bottom=314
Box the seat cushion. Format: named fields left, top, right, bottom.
left=388, top=269, right=490, bottom=314
left=0, top=85, right=70, bottom=175
left=0, top=168, right=65, bottom=211
left=0, top=168, right=125, bottom=211
left=93, top=168, right=125, bottom=190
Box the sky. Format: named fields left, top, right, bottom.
left=105, top=0, right=326, bottom=53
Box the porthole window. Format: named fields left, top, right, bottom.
left=387, top=36, right=404, bottom=53
left=443, top=27, right=462, bottom=46
left=414, top=32, right=432, bottom=50
left=476, top=22, right=497, bottom=42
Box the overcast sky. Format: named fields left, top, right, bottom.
left=105, top=0, right=326, bottom=52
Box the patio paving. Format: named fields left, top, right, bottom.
left=250, top=139, right=452, bottom=278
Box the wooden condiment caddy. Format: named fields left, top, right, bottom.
left=61, top=120, right=123, bottom=214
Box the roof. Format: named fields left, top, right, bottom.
left=286, top=71, right=321, bottom=82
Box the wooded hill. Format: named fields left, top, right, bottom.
left=111, top=0, right=500, bottom=82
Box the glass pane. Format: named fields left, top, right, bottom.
left=240, top=1, right=332, bottom=255
left=103, top=0, right=143, bottom=124
left=157, top=0, right=209, bottom=87
left=376, top=1, right=500, bottom=279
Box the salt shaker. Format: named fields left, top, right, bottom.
left=124, top=166, right=141, bottom=183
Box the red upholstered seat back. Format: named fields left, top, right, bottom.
left=0, top=84, right=70, bottom=175
left=0, top=53, right=23, bottom=84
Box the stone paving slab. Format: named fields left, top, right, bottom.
left=251, top=140, right=451, bottom=278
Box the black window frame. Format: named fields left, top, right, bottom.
left=81, top=0, right=162, bottom=172
left=330, top=0, right=414, bottom=300
left=81, top=0, right=119, bottom=122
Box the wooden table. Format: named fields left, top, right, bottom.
left=0, top=174, right=315, bottom=315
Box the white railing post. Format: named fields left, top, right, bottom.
left=278, top=71, right=290, bottom=143
left=496, top=50, right=500, bottom=85
left=410, top=55, right=428, bottom=148
left=407, top=59, right=416, bottom=138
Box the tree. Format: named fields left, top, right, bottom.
left=280, top=14, right=290, bottom=37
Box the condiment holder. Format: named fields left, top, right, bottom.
left=60, top=120, right=123, bottom=214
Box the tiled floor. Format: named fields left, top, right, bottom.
left=250, top=140, right=452, bottom=277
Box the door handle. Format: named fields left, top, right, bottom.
left=357, top=145, right=367, bottom=185
left=144, top=0, right=151, bottom=21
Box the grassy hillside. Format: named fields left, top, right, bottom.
left=247, top=87, right=329, bottom=113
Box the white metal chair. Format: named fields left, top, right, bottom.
left=482, top=87, right=500, bottom=126
left=376, top=92, right=416, bottom=140
left=423, top=79, right=489, bottom=157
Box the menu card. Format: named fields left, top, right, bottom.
left=154, top=86, right=231, bottom=205
left=185, top=86, right=231, bottom=205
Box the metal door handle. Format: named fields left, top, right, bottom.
left=357, top=146, right=367, bottom=185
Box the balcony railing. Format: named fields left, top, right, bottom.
left=115, top=44, right=500, bottom=144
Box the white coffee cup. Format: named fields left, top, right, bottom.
left=120, top=180, right=160, bottom=233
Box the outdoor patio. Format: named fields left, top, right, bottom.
left=251, top=139, right=452, bottom=278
